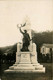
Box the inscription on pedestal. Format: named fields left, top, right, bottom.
left=20, top=52, right=31, bottom=63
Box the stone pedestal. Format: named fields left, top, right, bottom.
left=5, top=43, right=45, bottom=73
left=20, top=52, right=31, bottom=64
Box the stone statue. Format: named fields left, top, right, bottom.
left=17, top=24, right=30, bottom=51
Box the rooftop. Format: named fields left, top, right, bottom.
left=42, top=44, right=53, bottom=48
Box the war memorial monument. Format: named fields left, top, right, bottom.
left=5, top=18, right=45, bottom=73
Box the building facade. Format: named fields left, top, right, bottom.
left=40, top=44, right=53, bottom=55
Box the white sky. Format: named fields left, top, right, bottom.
left=0, top=0, right=53, bottom=47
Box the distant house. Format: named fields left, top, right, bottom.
left=40, top=44, right=53, bottom=55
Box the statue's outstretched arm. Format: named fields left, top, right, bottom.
left=17, top=24, right=24, bottom=34
left=19, top=27, right=24, bottom=34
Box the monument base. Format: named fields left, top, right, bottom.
left=5, top=64, right=45, bottom=73
left=5, top=52, right=45, bottom=73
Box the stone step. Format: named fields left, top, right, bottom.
left=14, top=66, right=35, bottom=70
left=9, top=65, right=44, bottom=71
left=13, top=63, right=33, bottom=66
left=19, top=62, right=31, bottom=64
left=33, top=64, right=43, bottom=67
left=5, top=67, right=45, bottom=73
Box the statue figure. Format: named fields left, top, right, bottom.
left=17, top=24, right=30, bottom=51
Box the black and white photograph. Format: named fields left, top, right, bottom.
left=0, top=0, right=53, bottom=80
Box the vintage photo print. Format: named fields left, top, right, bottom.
left=0, top=0, right=52, bottom=80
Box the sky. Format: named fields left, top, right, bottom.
left=0, top=0, right=53, bottom=47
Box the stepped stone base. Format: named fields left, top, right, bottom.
left=5, top=62, right=45, bottom=73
